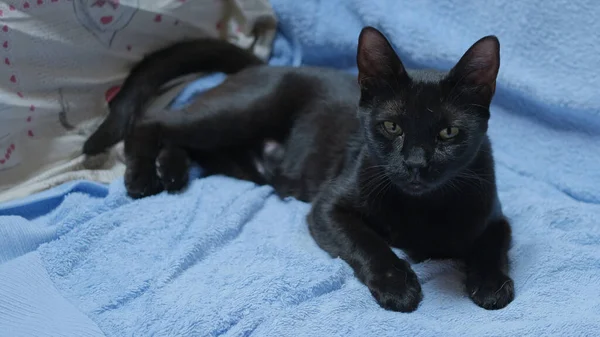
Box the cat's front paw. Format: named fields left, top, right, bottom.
left=367, top=261, right=423, bottom=312
left=467, top=270, right=514, bottom=310
left=125, top=159, right=164, bottom=199
left=156, top=147, right=189, bottom=193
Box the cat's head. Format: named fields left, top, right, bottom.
left=356, top=27, right=500, bottom=196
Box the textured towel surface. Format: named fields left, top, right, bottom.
left=1, top=0, right=600, bottom=336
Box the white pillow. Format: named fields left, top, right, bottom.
left=0, top=0, right=276, bottom=202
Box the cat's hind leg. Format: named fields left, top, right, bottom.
left=156, top=145, right=190, bottom=193
left=123, top=123, right=164, bottom=198
left=124, top=123, right=192, bottom=197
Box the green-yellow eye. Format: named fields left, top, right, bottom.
left=383, top=121, right=403, bottom=136
left=439, top=127, right=459, bottom=140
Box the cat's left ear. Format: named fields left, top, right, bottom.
left=447, top=36, right=500, bottom=102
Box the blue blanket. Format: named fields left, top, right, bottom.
left=1, top=0, right=600, bottom=336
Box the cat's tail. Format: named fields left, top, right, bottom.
left=83, top=38, right=265, bottom=155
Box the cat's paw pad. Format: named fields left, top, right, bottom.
left=367, top=263, right=423, bottom=312
left=125, top=160, right=164, bottom=199
left=467, top=271, right=514, bottom=310
left=156, top=147, right=189, bottom=193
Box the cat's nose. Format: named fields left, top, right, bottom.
left=405, top=148, right=428, bottom=171
left=405, top=159, right=427, bottom=170
left=408, top=166, right=421, bottom=176
left=406, top=160, right=428, bottom=182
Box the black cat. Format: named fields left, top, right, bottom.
left=84, top=27, right=514, bottom=312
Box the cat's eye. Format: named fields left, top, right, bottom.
left=439, top=127, right=459, bottom=140
left=382, top=121, right=403, bottom=136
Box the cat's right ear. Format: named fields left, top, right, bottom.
left=357, top=27, right=408, bottom=90
left=446, top=35, right=500, bottom=103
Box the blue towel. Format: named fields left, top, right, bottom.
left=1, top=0, right=600, bottom=336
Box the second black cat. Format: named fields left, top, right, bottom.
left=84, top=27, right=514, bottom=312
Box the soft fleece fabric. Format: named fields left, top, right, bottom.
left=1, top=0, right=599, bottom=336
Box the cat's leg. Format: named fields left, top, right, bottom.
left=156, top=145, right=190, bottom=193
left=308, top=193, right=423, bottom=312
left=123, top=123, right=164, bottom=198
left=157, top=69, right=303, bottom=154
left=464, top=217, right=514, bottom=310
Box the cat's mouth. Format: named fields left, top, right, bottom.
left=396, top=177, right=436, bottom=196
left=402, top=181, right=429, bottom=194
left=384, top=168, right=437, bottom=196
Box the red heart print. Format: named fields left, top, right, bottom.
left=154, top=14, right=162, bottom=22
left=9, top=5, right=15, bottom=11
left=3, top=41, right=8, bottom=48
left=24, top=2, right=30, bottom=9
left=10, top=75, right=16, bottom=83
left=5, top=152, right=10, bottom=159
left=38, top=0, right=43, bottom=4
left=7, top=147, right=11, bottom=155
left=17, top=92, right=23, bottom=98
left=4, top=58, right=9, bottom=65
left=30, top=105, right=35, bottom=111
left=100, top=16, right=113, bottom=24
left=28, top=130, right=34, bottom=137
left=27, top=116, right=32, bottom=122
left=105, top=85, right=120, bottom=102
left=51, top=0, right=57, bottom=2
left=0, top=159, right=5, bottom=164
left=10, top=144, right=15, bottom=150
left=2, top=25, right=7, bottom=32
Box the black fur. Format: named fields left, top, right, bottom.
left=83, top=39, right=265, bottom=156
left=84, top=27, right=514, bottom=312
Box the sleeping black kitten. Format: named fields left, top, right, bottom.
left=84, top=27, right=514, bottom=312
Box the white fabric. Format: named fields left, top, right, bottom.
left=0, top=0, right=276, bottom=203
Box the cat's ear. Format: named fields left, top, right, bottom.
left=357, top=27, right=408, bottom=89
left=447, top=36, right=500, bottom=100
